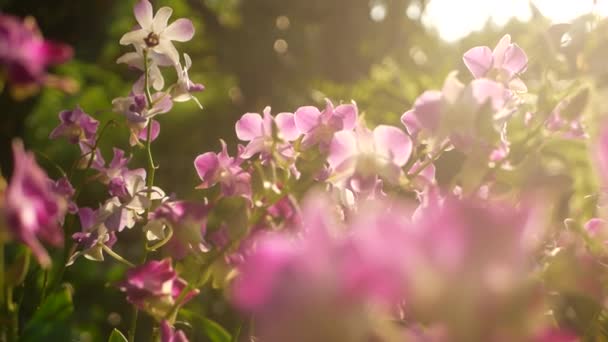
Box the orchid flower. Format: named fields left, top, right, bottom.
left=5, top=140, right=65, bottom=268
left=49, top=106, right=99, bottom=144
left=120, top=0, right=195, bottom=64
left=171, top=53, right=205, bottom=108
left=463, top=34, right=528, bottom=92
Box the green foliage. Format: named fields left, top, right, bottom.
left=108, top=328, right=128, bottom=342
left=20, top=286, right=74, bottom=341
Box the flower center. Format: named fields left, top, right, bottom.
left=144, top=32, right=160, bottom=47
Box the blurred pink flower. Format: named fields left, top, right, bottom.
left=118, top=258, right=198, bottom=319
left=0, top=14, right=72, bottom=87
left=4, top=140, right=65, bottom=268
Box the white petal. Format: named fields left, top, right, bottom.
left=164, top=18, right=195, bottom=42
left=153, top=6, right=173, bottom=33
left=119, top=29, right=147, bottom=46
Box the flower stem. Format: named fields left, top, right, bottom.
left=101, top=245, right=135, bottom=268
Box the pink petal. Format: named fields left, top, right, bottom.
left=463, top=46, right=493, bottom=78
left=294, top=106, right=321, bottom=133
left=411, top=90, right=443, bottom=133
left=153, top=7, right=173, bottom=33
left=164, top=18, right=195, bottom=42
left=400, top=110, right=421, bottom=136
left=334, top=103, right=358, bottom=130
left=138, top=120, right=160, bottom=142
left=235, top=113, right=264, bottom=141
left=328, top=130, right=358, bottom=170
left=275, top=112, right=300, bottom=141
left=492, top=34, right=512, bottom=68
left=469, top=79, right=506, bottom=110
left=502, top=43, right=528, bottom=77
left=373, top=125, right=412, bottom=167
left=596, top=123, right=608, bottom=187
left=134, top=0, right=153, bottom=29
left=194, top=152, right=219, bottom=184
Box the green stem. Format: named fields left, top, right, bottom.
left=129, top=47, right=156, bottom=342
left=101, top=245, right=135, bottom=268
left=146, top=226, right=174, bottom=251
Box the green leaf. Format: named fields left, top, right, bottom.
left=179, top=309, right=231, bottom=342
left=20, top=286, right=74, bottom=341
left=108, top=328, right=128, bottom=342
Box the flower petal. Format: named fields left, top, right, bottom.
left=502, top=43, right=528, bottom=77
left=194, top=152, right=219, bottom=184
left=120, top=29, right=147, bottom=46
left=235, top=113, right=264, bottom=141
left=134, top=0, right=153, bottom=30
left=153, top=6, right=173, bottom=33
left=153, top=38, right=179, bottom=64
left=294, top=106, right=321, bottom=133
left=275, top=112, right=299, bottom=141
left=492, top=34, right=512, bottom=68
left=463, top=46, right=493, bottom=78
left=373, top=125, right=412, bottom=167
left=164, top=18, right=195, bottom=42
left=328, top=130, right=358, bottom=170
left=333, top=103, right=357, bottom=130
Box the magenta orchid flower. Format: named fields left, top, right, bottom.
left=235, top=106, right=299, bottom=160
left=49, top=106, right=99, bottom=144
left=112, top=92, right=170, bottom=146
left=171, top=53, right=205, bottom=108
left=120, top=0, right=195, bottom=64
left=4, top=140, right=65, bottom=268
left=92, top=148, right=131, bottom=184
left=104, top=168, right=166, bottom=232
left=67, top=205, right=118, bottom=265
left=160, top=320, right=189, bottom=342
left=0, top=14, right=73, bottom=88
left=194, top=140, right=251, bottom=200
left=294, top=99, right=357, bottom=150
left=463, top=34, right=528, bottom=92
left=118, top=259, right=199, bottom=319
left=51, top=176, right=77, bottom=215
left=327, top=124, right=412, bottom=192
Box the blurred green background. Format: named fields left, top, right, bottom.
left=1, top=0, right=606, bottom=340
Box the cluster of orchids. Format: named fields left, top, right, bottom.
left=1, top=1, right=607, bottom=341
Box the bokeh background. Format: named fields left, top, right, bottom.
left=2, top=0, right=608, bottom=340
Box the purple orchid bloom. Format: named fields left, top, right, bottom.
left=463, top=34, right=528, bottom=92
left=294, top=99, right=357, bottom=150
left=4, top=140, right=65, bottom=268
left=103, top=168, right=166, bottom=232
left=92, top=148, right=131, bottom=184
left=118, top=258, right=199, bottom=320
left=235, top=106, right=299, bottom=160
left=171, top=53, right=205, bottom=108
left=327, top=124, right=412, bottom=192
left=120, top=0, right=195, bottom=64
left=112, top=92, right=170, bottom=146
left=67, top=205, right=118, bottom=265
left=0, top=14, right=73, bottom=87
left=51, top=176, right=77, bottom=215
left=160, top=320, right=189, bottom=342
left=194, top=139, right=251, bottom=200
left=49, top=106, right=99, bottom=144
